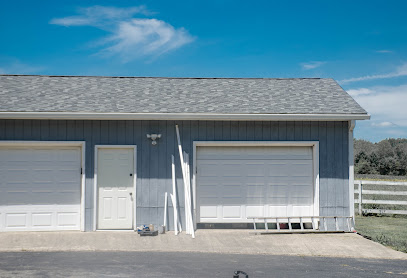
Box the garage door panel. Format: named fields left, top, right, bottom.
left=197, top=146, right=315, bottom=223
left=222, top=206, right=242, bottom=218
left=246, top=206, right=264, bottom=218
left=0, top=147, right=81, bottom=231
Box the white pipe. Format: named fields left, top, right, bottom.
left=163, top=192, right=168, bottom=231
left=171, top=156, right=179, bottom=235
left=175, top=125, right=195, bottom=238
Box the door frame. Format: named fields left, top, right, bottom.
left=93, top=145, right=137, bottom=231
left=192, top=141, right=320, bottom=228
left=0, top=140, right=86, bottom=231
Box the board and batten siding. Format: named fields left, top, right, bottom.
left=0, top=120, right=349, bottom=231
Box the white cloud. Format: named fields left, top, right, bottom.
left=340, top=62, right=407, bottom=84
left=371, top=121, right=397, bottom=127
left=300, top=61, right=326, bottom=70
left=349, top=84, right=407, bottom=127
left=347, top=88, right=372, bottom=97
left=0, top=60, right=44, bottom=75
left=375, top=50, right=393, bottom=53
left=50, top=6, right=194, bottom=62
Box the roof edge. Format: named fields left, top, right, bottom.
left=0, top=112, right=371, bottom=121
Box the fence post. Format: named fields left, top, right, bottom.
left=358, top=181, right=363, bottom=215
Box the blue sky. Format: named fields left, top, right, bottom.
left=1, top=0, right=406, bottom=142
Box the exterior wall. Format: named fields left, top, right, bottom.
left=0, top=120, right=349, bottom=231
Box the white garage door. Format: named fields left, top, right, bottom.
left=0, top=146, right=82, bottom=231
left=197, top=146, right=315, bottom=223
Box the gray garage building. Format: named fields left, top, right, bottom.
left=0, top=75, right=369, bottom=232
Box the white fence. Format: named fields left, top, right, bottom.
left=355, top=180, right=407, bottom=215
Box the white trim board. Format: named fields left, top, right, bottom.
left=0, top=141, right=86, bottom=231
left=192, top=141, right=320, bottom=227
left=0, top=112, right=370, bottom=121
left=93, top=145, right=137, bottom=231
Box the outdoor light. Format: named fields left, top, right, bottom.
left=146, top=134, right=161, bottom=145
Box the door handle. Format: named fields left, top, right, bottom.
left=129, top=192, right=133, bottom=201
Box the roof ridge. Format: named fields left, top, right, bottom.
left=0, top=74, right=326, bottom=80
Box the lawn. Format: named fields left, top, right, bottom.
left=355, top=215, right=407, bottom=253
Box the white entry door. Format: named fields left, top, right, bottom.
left=97, top=148, right=134, bottom=230
left=197, top=146, right=315, bottom=223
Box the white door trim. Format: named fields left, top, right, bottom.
left=0, top=140, right=86, bottom=231
left=192, top=141, right=320, bottom=228
left=93, top=145, right=137, bottom=231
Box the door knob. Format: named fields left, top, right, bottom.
left=129, top=192, right=133, bottom=196
left=130, top=173, right=133, bottom=176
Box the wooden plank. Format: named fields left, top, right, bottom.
left=326, top=121, right=336, bottom=216
left=361, top=200, right=407, bottom=205
left=294, top=121, right=303, bottom=141
left=134, top=121, right=143, bottom=210
left=278, top=121, right=286, bottom=140
left=334, top=122, right=344, bottom=216
left=40, top=120, right=50, bottom=140
left=222, top=121, right=231, bottom=140
left=230, top=121, right=239, bottom=140
left=363, top=209, right=407, bottom=215
left=66, top=120, right=76, bottom=140
left=254, top=121, right=263, bottom=141
left=318, top=121, right=328, bottom=210
left=49, top=120, right=59, bottom=140
left=355, top=180, right=407, bottom=186
left=302, top=121, right=311, bottom=140
left=262, top=121, right=271, bottom=141
left=246, top=121, right=255, bottom=141
left=362, top=190, right=407, bottom=196
left=108, top=120, right=118, bottom=144
left=0, top=120, right=6, bottom=140
left=23, top=120, right=32, bottom=139
left=238, top=121, right=247, bottom=140
left=14, top=120, right=24, bottom=139
left=117, top=120, right=126, bottom=145
left=286, top=121, right=295, bottom=140
left=149, top=121, right=159, bottom=209
left=5, top=120, right=15, bottom=139
left=125, top=121, right=134, bottom=145
left=214, top=121, right=223, bottom=140
left=270, top=121, right=279, bottom=140
left=75, top=120, right=84, bottom=140
left=206, top=121, right=215, bottom=140
left=57, top=120, right=67, bottom=140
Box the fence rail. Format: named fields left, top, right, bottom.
left=355, top=180, right=407, bottom=215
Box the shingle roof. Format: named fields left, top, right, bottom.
left=0, top=75, right=367, bottom=115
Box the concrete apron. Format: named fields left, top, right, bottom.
left=0, top=230, right=406, bottom=260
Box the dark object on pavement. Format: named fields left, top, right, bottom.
left=233, top=270, right=249, bottom=278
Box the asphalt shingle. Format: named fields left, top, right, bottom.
left=0, top=75, right=367, bottom=114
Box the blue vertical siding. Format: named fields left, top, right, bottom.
left=0, top=120, right=350, bottom=231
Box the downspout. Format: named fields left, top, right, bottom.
left=348, top=120, right=356, bottom=219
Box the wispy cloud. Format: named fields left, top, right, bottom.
left=348, top=84, right=407, bottom=127
left=375, top=50, right=393, bottom=53
left=300, top=61, right=326, bottom=70
left=371, top=121, right=398, bottom=127
left=0, top=59, right=44, bottom=75
left=50, top=6, right=195, bottom=62
left=340, top=62, right=407, bottom=84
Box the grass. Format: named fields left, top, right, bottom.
left=355, top=215, right=407, bottom=253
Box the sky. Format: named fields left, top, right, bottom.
left=0, top=0, right=406, bottom=142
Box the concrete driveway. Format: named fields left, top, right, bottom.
left=0, top=230, right=406, bottom=260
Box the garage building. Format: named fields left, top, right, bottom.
left=0, top=75, right=369, bottom=231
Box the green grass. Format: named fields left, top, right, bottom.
left=355, top=215, right=407, bottom=253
